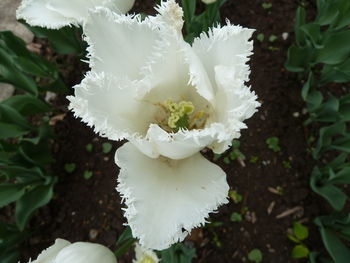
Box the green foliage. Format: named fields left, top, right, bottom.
left=85, top=143, right=93, bottom=152
left=292, top=244, right=309, bottom=259
left=0, top=29, right=63, bottom=262
left=248, top=249, right=263, bottom=263
left=261, top=2, right=272, bottom=9
left=286, top=0, right=350, bottom=261
left=256, top=33, right=265, bottom=42
left=24, top=24, right=83, bottom=55
left=181, top=0, right=227, bottom=43
left=265, top=136, right=281, bottom=152
left=64, top=163, right=76, bottom=173
left=268, top=35, right=278, bottom=42
left=229, top=190, right=243, bottom=204
left=102, top=142, right=113, bottom=154
left=230, top=212, right=243, bottom=222
left=0, top=31, right=68, bottom=95
left=159, top=243, right=196, bottom=263
left=83, top=170, right=93, bottom=180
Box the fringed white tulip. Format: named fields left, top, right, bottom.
left=28, top=239, right=117, bottom=263
left=68, top=0, right=260, bottom=159
left=67, top=0, right=259, bottom=250
left=116, top=142, right=229, bottom=250
left=16, top=0, right=135, bottom=29
left=133, top=243, right=159, bottom=263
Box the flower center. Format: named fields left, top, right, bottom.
left=140, top=255, right=157, bottom=263
left=156, top=100, right=208, bottom=132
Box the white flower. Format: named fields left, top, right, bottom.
left=133, top=243, right=159, bottom=263
left=68, top=0, right=260, bottom=160
left=116, top=142, right=229, bottom=250
left=16, top=0, right=135, bottom=29
left=28, top=239, right=117, bottom=263
left=67, top=0, right=259, bottom=250
left=201, top=0, right=218, bottom=4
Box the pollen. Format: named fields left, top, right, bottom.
left=165, top=100, right=194, bottom=130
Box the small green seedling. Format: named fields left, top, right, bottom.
left=230, top=212, right=243, bottom=222
left=269, top=35, right=278, bottom=42
left=268, top=46, right=279, bottom=51
left=256, top=33, right=265, bottom=42
left=84, top=170, right=93, bottom=180
left=287, top=222, right=310, bottom=259
left=229, top=190, right=243, bottom=204
left=266, top=137, right=281, bottom=152
left=102, top=142, right=112, bottom=154
left=85, top=143, right=93, bottom=152
left=250, top=156, right=259, bottom=163
left=282, top=161, right=292, bottom=169
left=248, top=249, right=263, bottom=263
left=64, top=163, right=76, bottom=173
left=262, top=2, right=272, bottom=9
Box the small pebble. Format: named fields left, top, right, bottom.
left=282, top=32, right=289, bottom=40
left=89, top=229, right=99, bottom=240
left=292, top=112, right=300, bottom=118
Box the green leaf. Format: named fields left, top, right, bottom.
left=310, top=166, right=347, bottom=211
left=116, top=226, right=133, bottom=245
left=102, top=143, right=112, bottom=154
left=0, top=123, right=29, bottom=139
left=26, top=25, right=83, bottom=55
left=85, top=143, right=93, bottom=152
left=16, top=183, right=55, bottom=230
left=294, top=6, right=306, bottom=46
left=261, top=2, right=272, bottom=9
left=64, top=163, right=76, bottom=173
left=0, top=184, right=25, bottom=208
left=285, top=45, right=314, bottom=73
left=319, top=226, right=350, bottom=263
left=293, top=222, right=309, bottom=240
left=248, top=249, right=263, bottom=263
left=265, top=136, right=281, bottom=152
left=316, top=0, right=339, bottom=25
left=268, top=35, right=278, bottom=42
left=256, top=33, right=264, bottom=42
left=83, top=171, right=93, bottom=180
left=2, top=95, right=51, bottom=116
left=160, top=243, right=196, bottom=263
left=0, top=44, right=37, bottom=96
left=316, top=31, right=350, bottom=65
left=230, top=212, right=243, bottom=222
left=300, top=23, right=322, bottom=48
left=291, top=244, right=309, bottom=258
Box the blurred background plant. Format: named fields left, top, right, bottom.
left=285, top=0, right=350, bottom=262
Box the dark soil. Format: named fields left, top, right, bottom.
left=18, top=0, right=328, bottom=262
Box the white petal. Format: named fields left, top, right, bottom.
left=17, top=0, right=134, bottom=29
left=84, top=7, right=164, bottom=81
left=209, top=65, right=260, bottom=153
left=67, top=72, right=155, bottom=141
left=192, top=23, right=255, bottom=92
left=55, top=242, right=117, bottom=263
left=116, top=142, right=229, bottom=250
left=16, top=0, right=75, bottom=29
left=31, top=239, right=71, bottom=263
left=133, top=243, right=159, bottom=263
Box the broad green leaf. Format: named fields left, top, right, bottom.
left=285, top=45, right=314, bottom=72
left=40, top=78, right=68, bottom=94
left=316, top=0, right=339, bottom=25
left=2, top=95, right=51, bottom=116
left=319, top=227, right=350, bottom=263
left=300, top=23, right=322, bottom=48
left=116, top=226, right=133, bottom=245
left=0, top=184, right=25, bottom=208
left=291, top=244, right=309, bottom=258
left=317, top=31, right=350, bottom=65
left=160, top=243, right=196, bottom=263
left=0, top=46, right=37, bottom=95
left=27, top=25, right=82, bottom=55
left=294, top=6, right=306, bottom=46
left=0, top=123, right=29, bottom=139
left=15, top=183, right=54, bottom=231
left=19, top=140, right=54, bottom=166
